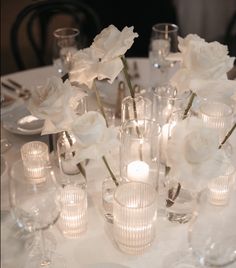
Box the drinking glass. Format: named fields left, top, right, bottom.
left=9, top=160, right=65, bottom=267
left=52, top=27, right=80, bottom=75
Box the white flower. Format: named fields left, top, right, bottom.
left=171, top=34, right=235, bottom=93
left=28, top=76, right=87, bottom=135
left=166, top=117, right=229, bottom=189
left=70, top=111, right=119, bottom=163
left=69, top=25, right=138, bottom=88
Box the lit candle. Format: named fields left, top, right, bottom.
left=127, top=160, right=149, bottom=181
left=21, top=141, right=49, bottom=182
left=59, top=185, right=87, bottom=238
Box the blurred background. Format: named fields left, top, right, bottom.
left=1, top=0, right=236, bottom=75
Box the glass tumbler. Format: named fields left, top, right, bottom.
left=113, top=181, right=157, bottom=255
left=52, top=27, right=80, bottom=75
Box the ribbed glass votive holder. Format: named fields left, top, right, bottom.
left=113, top=182, right=157, bottom=255
left=21, top=141, right=49, bottom=182
left=208, top=165, right=235, bottom=206
left=199, top=101, right=233, bottom=140
left=59, top=184, right=87, bottom=238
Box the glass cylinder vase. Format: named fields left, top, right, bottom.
left=121, top=95, right=152, bottom=124
left=120, top=119, right=161, bottom=188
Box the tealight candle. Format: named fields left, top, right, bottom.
left=21, top=141, right=49, bottom=182
left=59, top=185, right=87, bottom=238
left=127, top=160, right=149, bottom=181
left=208, top=166, right=235, bottom=206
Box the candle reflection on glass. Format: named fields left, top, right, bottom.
left=59, top=185, right=87, bottom=238
left=21, top=141, right=49, bottom=182
left=127, top=160, right=149, bottom=182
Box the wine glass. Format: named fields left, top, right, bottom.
left=52, top=27, right=80, bottom=76
left=149, top=23, right=179, bottom=87
left=9, top=160, right=65, bottom=267
left=188, top=189, right=236, bottom=267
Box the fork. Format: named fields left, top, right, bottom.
left=1, top=79, right=31, bottom=100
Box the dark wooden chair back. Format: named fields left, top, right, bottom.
left=10, top=0, right=102, bottom=70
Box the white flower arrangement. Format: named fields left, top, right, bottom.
left=166, top=117, right=231, bottom=189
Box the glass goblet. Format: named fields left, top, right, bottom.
left=52, top=27, right=80, bottom=76
left=9, top=160, right=65, bottom=268
left=188, top=189, right=236, bottom=267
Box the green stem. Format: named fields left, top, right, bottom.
left=121, top=56, right=143, bottom=160
left=218, top=122, right=236, bottom=149
left=93, top=82, right=109, bottom=127
left=102, top=156, right=119, bottom=186
left=182, top=91, right=196, bottom=120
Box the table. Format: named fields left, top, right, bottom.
left=1, top=58, right=235, bottom=268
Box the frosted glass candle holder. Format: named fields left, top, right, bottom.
left=198, top=101, right=233, bottom=140
left=59, top=184, right=87, bottom=238
left=120, top=119, right=161, bottom=187
left=113, top=182, right=157, bottom=255
left=208, top=165, right=235, bottom=206
left=21, top=141, right=49, bottom=182
left=121, top=95, right=152, bottom=124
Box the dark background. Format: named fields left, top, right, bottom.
left=1, top=0, right=235, bottom=75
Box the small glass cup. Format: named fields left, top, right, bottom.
left=58, top=184, right=87, bottom=238
left=198, top=100, right=234, bottom=141
left=208, top=165, right=235, bottom=206
left=52, top=27, right=80, bottom=75
left=21, top=141, right=49, bottom=182
left=113, top=181, right=157, bottom=255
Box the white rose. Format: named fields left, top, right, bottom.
left=70, top=111, right=119, bottom=163
left=28, top=76, right=87, bottom=134
left=171, top=34, right=235, bottom=93
left=166, top=117, right=229, bottom=189
left=91, top=25, right=139, bottom=62
left=69, top=25, right=138, bottom=88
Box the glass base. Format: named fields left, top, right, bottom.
left=24, top=252, right=66, bottom=268
left=117, top=240, right=152, bottom=255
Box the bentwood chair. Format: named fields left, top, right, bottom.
left=10, top=0, right=102, bottom=70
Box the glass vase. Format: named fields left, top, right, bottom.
left=120, top=119, right=161, bottom=188
left=121, top=95, right=152, bottom=124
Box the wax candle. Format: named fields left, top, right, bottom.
left=127, top=160, right=149, bottom=181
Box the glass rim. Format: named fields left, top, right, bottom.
left=153, top=86, right=191, bottom=101
left=114, top=181, right=157, bottom=209
left=21, top=141, right=49, bottom=158
left=53, top=27, right=80, bottom=38
left=199, top=101, right=234, bottom=118
left=152, top=23, right=179, bottom=33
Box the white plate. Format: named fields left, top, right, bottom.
left=2, top=104, right=44, bottom=135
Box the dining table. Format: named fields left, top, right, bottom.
left=1, top=58, right=235, bottom=268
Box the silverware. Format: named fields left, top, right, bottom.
left=1, top=79, right=31, bottom=100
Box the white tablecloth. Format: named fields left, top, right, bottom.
left=1, top=59, right=235, bottom=268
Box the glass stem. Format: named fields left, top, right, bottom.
left=39, top=229, right=51, bottom=266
